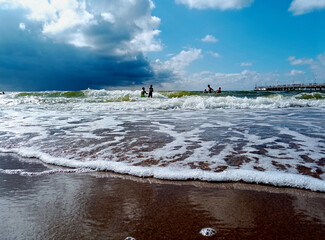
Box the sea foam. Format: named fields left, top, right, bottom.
left=0, top=90, right=324, bottom=192
left=0, top=90, right=324, bottom=110
left=1, top=147, right=324, bottom=192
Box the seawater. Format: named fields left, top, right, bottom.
left=0, top=89, right=324, bottom=191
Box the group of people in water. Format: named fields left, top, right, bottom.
left=141, top=85, right=154, bottom=98
left=0, top=86, right=222, bottom=97
left=140, top=84, right=221, bottom=97
left=203, top=85, right=221, bottom=93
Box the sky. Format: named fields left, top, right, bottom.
left=0, top=0, right=325, bottom=91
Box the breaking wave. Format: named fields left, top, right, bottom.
left=1, top=89, right=324, bottom=110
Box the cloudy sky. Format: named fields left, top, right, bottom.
left=0, top=0, right=324, bottom=91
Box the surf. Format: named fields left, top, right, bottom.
left=1, top=89, right=324, bottom=109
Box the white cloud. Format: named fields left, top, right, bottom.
left=42, top=4, right=95, bottom=36
left=153, top=51, right=278, bottom=90
left=285, top=69, right=305, bottom=76
left=157, top=52, right=325, bottom=91
left=19, top=22, right=25, bottom=30
left=170, top=49, right=202, bottom=68
left=288, top=53, right=325, bottom=81
left=288, top=56, right=314, bottom=65
left=127, top=15, right=162, bottom=54
left=289, top=0, right=325, bottom=15
left=153, top=48, right=202, bottom=76
left=0, top=0, right=162, bottom=56
left=1, top=0, right=57, bottom=21
left=101, top=12, right=115, bottom=23
left=201, top=34, right=218, bottom=43
left=310, top=53, right=325, bottom=81
left=240, top=62, right=252, bottom=66
left=175, top=0, right=254, bottom=10
left=160, top=69, right=278, bottom=91
left=207, top=51, right=221, bottom=58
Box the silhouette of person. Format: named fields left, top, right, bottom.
left=203, top=89, right=208, bottom=93
left=216, top=87, right=221, bottom=93
left=141, top=87, right=147, bottom=97
left=208, top=85, right=214, bottom=93
left=148, top=85, right=153, bottom=98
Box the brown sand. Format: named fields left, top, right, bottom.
left=0, top=154, right=324, bottom=240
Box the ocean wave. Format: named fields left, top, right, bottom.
left=158, top=90, right=198, bottom=98
left=1, top=148, right=324, bottom=192
left=0, top=167, right=95, bottom=176
left=295, top=92, right=325, bottom=100
left=0, top=89, right=324, bottom=109
left=17, top=91, right=86, bottom=98
left=0, top=97, right=324, bottom=192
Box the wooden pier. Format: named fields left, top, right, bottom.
left=254, top=83, right=325, bottom=91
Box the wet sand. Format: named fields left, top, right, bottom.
left=0, top=154, right=325, bottom=240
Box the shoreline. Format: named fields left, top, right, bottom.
left=1, top=150, right=324, bottom=193
left=1, top=153, right=325, bottom=239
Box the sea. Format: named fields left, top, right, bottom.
left=0, top=89, right=324, bottom=192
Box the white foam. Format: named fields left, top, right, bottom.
left=1, top=90, right=325, bottom=110
left=1, top=148, right=324, bottom=192
left=0, top=168, right=95, bottom=176
left=1, top=91, right=324, bottom=192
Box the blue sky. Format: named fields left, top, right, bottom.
left=0, top=0, right=325, bottom=91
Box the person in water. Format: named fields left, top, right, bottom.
left=203, top=89, right=208, bottom=93
left=216, top=87, right=221, bottom=93
left=148, top=85, right=153, bottom=98
left=141, top=87, right=147, bottom=97
left=208, top=85, right=214, bottom=93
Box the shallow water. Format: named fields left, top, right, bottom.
left=0, top=154, right=324, bottom=240
left=0, top=90, right=324, bottom=191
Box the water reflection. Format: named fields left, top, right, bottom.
left=0, top=154, right=324, bottom=239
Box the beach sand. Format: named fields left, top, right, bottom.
left=0, top=153, right=324, bottom=240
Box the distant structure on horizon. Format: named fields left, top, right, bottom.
left=254, top=83, right=325, bottom=91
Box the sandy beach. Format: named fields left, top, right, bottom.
left=0, top=153, right=324, bottom=240
left=1, top=1, right=325, bottom=239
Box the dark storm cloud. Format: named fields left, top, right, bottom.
left=0, top=6, right=156, bottom=91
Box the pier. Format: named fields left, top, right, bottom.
left=254, top=83, right=325, bottom=91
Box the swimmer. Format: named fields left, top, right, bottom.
left=140, top=87, right=147, bottom=97
left=148, top=85, right=153, bottom=98
left=208, top=85, right=214, bottom=93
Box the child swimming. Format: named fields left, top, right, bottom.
left=140, top=87, right=147, bottom=97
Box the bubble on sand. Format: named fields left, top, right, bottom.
left=200, top=227, right=216, bottom=237
left=125, top=237, right=136, bottom=240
